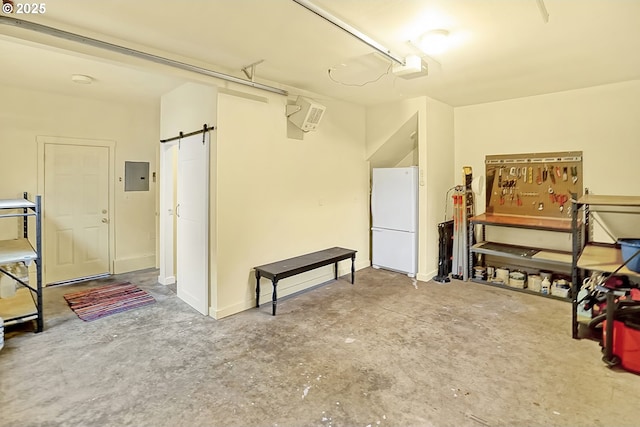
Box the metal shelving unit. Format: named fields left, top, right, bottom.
left=571, top=193, right=640, bottom=339
left=0, top=193, right=43, bottom=332
left=469, top=213, right=575, bottom=301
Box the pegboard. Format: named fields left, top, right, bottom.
left=485, top=151, right=583, bottom=218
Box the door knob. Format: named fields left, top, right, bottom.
left=101, top=218, right=109, bottom=223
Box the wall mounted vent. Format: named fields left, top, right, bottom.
left=286, top=96, right=326, bottom=132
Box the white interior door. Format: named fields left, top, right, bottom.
left=44, top=144, right=110, bottom=283
left=176, top=133, right=209, bottom=314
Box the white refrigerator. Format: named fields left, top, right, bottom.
left=371, top=167, right=418, bottom=277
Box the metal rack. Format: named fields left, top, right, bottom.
left=571, top=193, right=640, bottom=339
left=468, top=213, right=574, bottom=301
left=0, top=193, right=43, bottom=332
left=468, top=151, right=584, bottom=301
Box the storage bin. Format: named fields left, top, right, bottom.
left=509, top=271, right=526, bottom=289
left=528, top=275, right=542, bottom=292
left=619, top=239, right=640, bottom=273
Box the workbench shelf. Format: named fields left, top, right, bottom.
left=471, top=242, right=572, bottom=267
left=469, top=277, right=571, bottom=302
left=0, top=193, right=43, bottom=333
left=571, top=194, right=640, bottom=339
left=469, top=213, right=576, bottom=300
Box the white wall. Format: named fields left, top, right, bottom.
left=455, top=80, right=640, bottom=214
left=160, top=83, right=369, bottom=319
left=159, top=82, right=218, bottom=308
left=424, top=98, right=455, bottom=277
left=395, top=148, right=418, bottom=167
left=366, top=98, right=425, bottom=158
left=215, top=90, right=369, bottom=318
left=366, top=96, right=455, bottom=282
left=455, top=80, right=640, bottom=251
left=0, top=84, right=159, bottom=275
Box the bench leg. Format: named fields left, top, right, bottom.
left=351, top=254, right=355, bottom=284
left=255, top=271, right=261, bottom=308
left=334, top=262, right=338, bottom=280
left=272, top=279, right=278, bottom=316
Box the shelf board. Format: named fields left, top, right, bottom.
left=0, top=287, right=37, bottom=324
left=577, top=314, right=593, bottom=325
left=0, top=199, right=36, bottom=210
left=471, top=278, right=571, bottom=302
left=577, top=244, right=640, bottom=278
left=531, top=250, right=573, bottom=265
left=470, top=213, right=574, bottom=232
left=575, top=194, right=640, bottom=207
left=471, top=242, right=572, bottom=267
left=0, top=239, right=37, bottom=265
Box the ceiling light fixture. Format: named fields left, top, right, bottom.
left=416, top=29, right=450, bottom=56
left=71, top=74, right=93, bottom=84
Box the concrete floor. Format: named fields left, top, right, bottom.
left=1, top=267, right=638, bottom=427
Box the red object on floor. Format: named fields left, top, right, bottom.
left=604, top=319, right=640, bottom=374
left=594, top=289, right=640, bottom=317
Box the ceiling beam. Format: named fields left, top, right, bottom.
left=0, top=15, right=289, bottom=97
left=291, top=0, right=405, bottom=66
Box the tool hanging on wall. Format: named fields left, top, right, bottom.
left=485, top=151, right=583, bottom=218
left=556, top=193, right=568, bottom=212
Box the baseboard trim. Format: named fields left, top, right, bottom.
left=416, top=269, right=438, bottom=283
left=212, top=261, right=369, bottom=319
left=158, top=275, right=176, bottom=286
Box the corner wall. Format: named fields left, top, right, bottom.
left=455, top=80, right=640, bottom=213
left=424, top=98, right=455, bottom=278
left=159, top=82, right=218, bottom=311
left=160, top=82, right=369, bottom=319
left=214, top=90, right=369, bottom=318
left=0, top=84, right=159, bottom=275
left=366, top=97, right=455, bottom=283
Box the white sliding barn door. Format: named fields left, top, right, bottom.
left=44, top=144, right=110, bottom=284
left=176, top=133, right=210, bottom=314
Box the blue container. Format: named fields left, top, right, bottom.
left=619, top=239, right=640, bottom=273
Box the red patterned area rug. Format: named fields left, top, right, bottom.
left=64, top=282, right=156, bottom=322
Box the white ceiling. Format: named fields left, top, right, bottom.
left=1, top=0, right=639, bottom=106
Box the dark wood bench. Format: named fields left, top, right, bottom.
left=254, top=247, right=357, bottom=315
